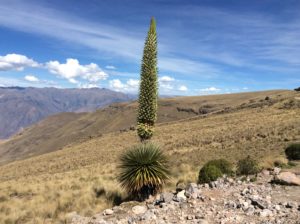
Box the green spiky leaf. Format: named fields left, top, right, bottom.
left=118, top=143, right=169, bottom=200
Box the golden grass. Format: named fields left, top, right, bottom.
left=0, top=90, right=299, bottom=223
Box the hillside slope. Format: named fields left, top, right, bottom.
left=0, top=90, right=294, bottom=165
left=0, top=90, right=299, bottom=223
left=0, top=87, right=132, bottom=139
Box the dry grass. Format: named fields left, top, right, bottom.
left=0, top=90, right=299, bottom=223
left=1, top=90, right=292, bottom=165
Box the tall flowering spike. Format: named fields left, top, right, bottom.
left=137, top=17, right=158, bottom=141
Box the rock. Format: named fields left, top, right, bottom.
left=174, top=190, right=186, bottom=202
left=103, top=209, right=114, bottom=215
left=226, top=177, right=234, bottom=183
left=197, top=219, right=209, bottom=224
left=186, top=215, right=194, bottom=220
left=274, top=172, right=300, bottom=186
left=147, top=203, right=155, bottom=209
left=250, top=197, right=268, bottom=209
left=132, top=205, right=147, bottom=215
left=286, top=202, right=298, bottom=209
left=275, top=205, right=281, bottom=211
left=73, top=178, right=300, bottom=224
left=65, top=211, right=78, bottom=223
left=160, top=192, right=174, bottom=203
left=273, top=167, right=281, bottom=175
left=185, top=183, right=199, bottom=199
left=261, top=169, right=270, bottom=176
left=245, top=206, right=255, bottom=215
left=141, top=210, right=156, bottom=221
left=259, top=209, right=273, bottom=217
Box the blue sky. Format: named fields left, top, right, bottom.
left=0, top=0, right=299, bottom=95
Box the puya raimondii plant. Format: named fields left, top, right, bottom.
left=137, top=17, right=158, bottom=141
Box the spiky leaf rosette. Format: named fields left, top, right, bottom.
left=118, top=143, right=169, bottom=200
left=137, top=17, right=158, bottom=140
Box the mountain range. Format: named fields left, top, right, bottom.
left=0, top=87, right=133, bottom=139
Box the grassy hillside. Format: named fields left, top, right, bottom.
left=0, top=90, right=294, bottom=165
left=0, top=90, right=299, bottom=223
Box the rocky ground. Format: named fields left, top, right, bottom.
left=69, top=168, right=300, bottom=224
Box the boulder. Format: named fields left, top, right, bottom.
left=274, top=172, right=300, bottom=186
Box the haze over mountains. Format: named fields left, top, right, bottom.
left=0, top=87, right=133, bottom=139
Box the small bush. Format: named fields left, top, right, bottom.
left=93, top=187, right=106, bottom=198
left=285, top=143, right=300, bottom=160
left=198, top=164, right=222, bottom=184
left=237, top=156, right=260, bottom=175
left=205, top=159, right=233, bottom=175
left=106, top=191, right=123, bottom=206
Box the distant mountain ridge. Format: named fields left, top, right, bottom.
left=0, top=87, right=133, bottom=139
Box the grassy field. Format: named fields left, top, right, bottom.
left=0, top=90, right=299, bottom=223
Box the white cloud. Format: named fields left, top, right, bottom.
left=158, top=75, right=190, bottom=93
left=109, top=79, right=139, bottom=92
left=178, top=85, right=188, bottom=91
left=159, top=76, right=175, bottom=82
left=24, top=75, right=39, bottom=82
left=46, top=58, right=108, bottom=84
left=198, top=87, right=221, bottom=95
left=159, top=75, right=175, bottom=90
left=0, top=54, right=39, bottom=71
left=105, top=65, right=116, bottom=70
left=200, top=87, right=221, bottom=92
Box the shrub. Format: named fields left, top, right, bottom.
left=285, top=143, right=300, bottom=160
left=106, top=191, right=123, bottom=206
left=198, top=164, right=222, bottom=184
left=93, top=187, right=106, bottom=198
left=237, top=156, right=260, bottom=175
left=118, top=143, right=169, bottom=200
left=205, top=159, right=233, bottom=175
